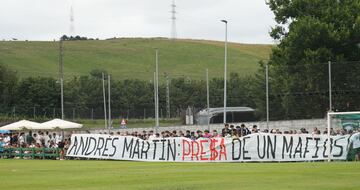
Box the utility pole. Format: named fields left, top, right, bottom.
left=108, top=74, right=111, bottom=131
left=153, top=72, right=156, bottom=121
left=102, top=73, right=107, bottom=129
left=155, top=49, right=160, bottom=131
left=266, top=64, right=269, bottom=130
left=59, top=39, right=64, bottom=120
left=166, top=74, right=171, bottom=118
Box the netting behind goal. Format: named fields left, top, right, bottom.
left=328, top=111, right=360, bottom=161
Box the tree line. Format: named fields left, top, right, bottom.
left=0, top=66, right=259, bottom=120
left=1, top=1, right=359, bottom=122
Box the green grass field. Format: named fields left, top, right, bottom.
left=0, top=38, right=272, bottom=80
left=1, top=160, right=359, bottom=190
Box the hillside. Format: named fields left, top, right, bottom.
left=0, top=38, right=272, bottom=80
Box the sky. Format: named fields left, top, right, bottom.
left=0, top=0, right=276, bottom=44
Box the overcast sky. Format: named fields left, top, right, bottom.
left=0, top=0, right=276, bottom=44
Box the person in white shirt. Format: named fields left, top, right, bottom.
left=56, top=134, right=62, bottom=144
left=18, top=132, right=25, bottom=145
left=349, top=130, right=360, bottom=161
left=44, top=131, right=50, bottom=148
left=33, top=134, right=41, bottom=145
left=4, top=134, right=11, bottom=146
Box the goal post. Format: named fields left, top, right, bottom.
left=327, top=111, right=360, bottom=162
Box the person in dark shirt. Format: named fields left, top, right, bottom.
left=222, top=123, right=230, bottom=137
left=10, top=133, right=18, bottom=146
left=184, top=130, right=191, bottom=138
left=26, top=132, right=34, bottom=144
left=58, top=141, right=65, bottom=160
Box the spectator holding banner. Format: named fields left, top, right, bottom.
left=202, top=130, right=212, bottom=138
left=222, top=123, right=230, bottom=137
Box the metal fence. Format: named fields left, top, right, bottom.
left=0, top=61, right=359, bottom=125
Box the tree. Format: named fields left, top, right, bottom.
left=14, top=77, right=60, bottom=117
left=0, top=64, right=18, bottom=114
left=265, top=0, right=360, bottom=119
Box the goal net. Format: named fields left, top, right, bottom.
left=327, top=111, right=360, bottom=161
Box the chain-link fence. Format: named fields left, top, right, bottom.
left=0, top=61, right=359, bottom=126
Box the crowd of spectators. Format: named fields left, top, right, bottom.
left=97, top=123, right=357, bottom=141
left=0, top=131, right=70, bottom=159
left=1, top=123, right=359, bottom=160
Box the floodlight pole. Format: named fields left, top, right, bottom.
left=328, top=61, right=332, bottom=111
left=327, top=111, right=331, bottom=162
left=266, top=64, right=269, bottom=130
left=327, top=61, right=332, bottom=162
left=59, top=39, right=64, bottom=120
left=221, top=19, right=228, bottom=124
left=206, top=69, right=210, bottom=131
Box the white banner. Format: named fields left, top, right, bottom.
left=66, top=133, right=350, bottom=162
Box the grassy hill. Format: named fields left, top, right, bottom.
left=0, top=38, right=272, bottom=80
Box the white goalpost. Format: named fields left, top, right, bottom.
left=327, top=111, right=360, bottom=162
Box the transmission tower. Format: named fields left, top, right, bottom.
left=170, top=0, right=177, bottom=40
left=70, top=5, right=75, bottom=35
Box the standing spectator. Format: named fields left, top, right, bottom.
left=231, top=129, right=239, bottom=139
left=18, top=132, right=25, bottom=145
left=34, top=133, right=41, bottom=145
left=56, top=133, right=62, bottom=144
left=4, top=133, right=11, bottom=146
left=202, top=130, right=212, bottom=138
left=196, top=130, right=203, bottom=139
left=0, top=137, right=4, bottom=158
left=349, top=130, right=360, bottom=161
left=252, top=125, right=259, bottom=133
left=212, top=130, right=221, bottom=138
left=26, top=132, right=34, bottom=144
left=222, top=123, right=230, bottom=137
left=190, top=132, right=196, bottom=141
left=44, top=131, right=50, bottom=148
left=10, top=133, right=18, bottom=146
left=38, top=131, right=45, bottom=146
left=184, top=130, right=191, bottom=138
left=172, top=130, right=178, bottom=137
left=241, top=124, right=251, bottom=136
left=58, top=140, right=65, bottom=160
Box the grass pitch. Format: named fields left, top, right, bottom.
left=0, top=160, right=359, bottom=190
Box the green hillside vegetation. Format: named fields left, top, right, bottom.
left=0, top=38, right=272, bottom=80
